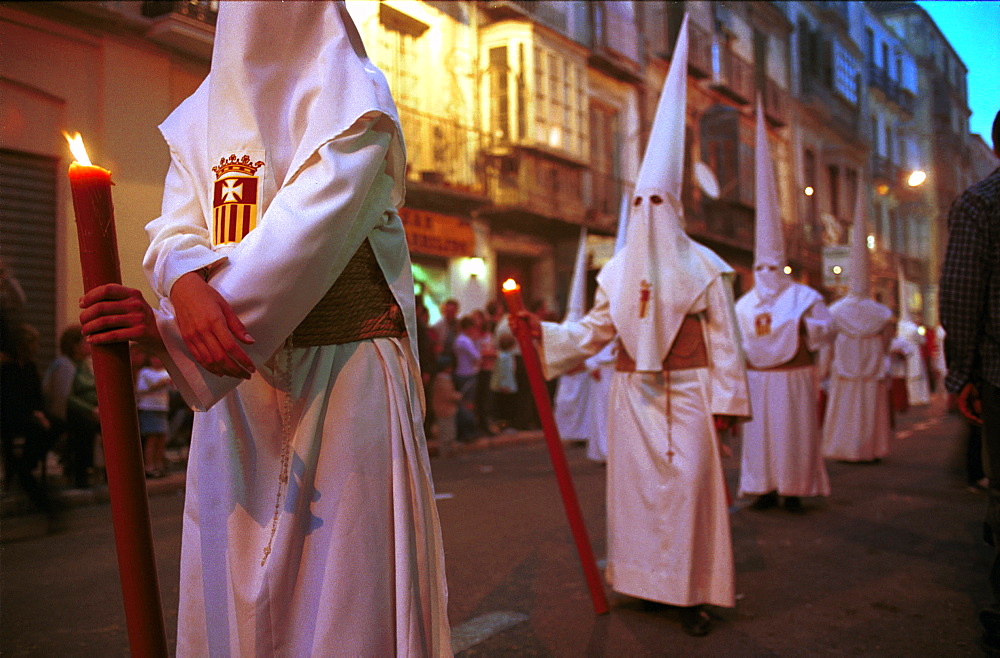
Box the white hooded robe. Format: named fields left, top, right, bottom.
left=144, top=3, right=449, bottom=654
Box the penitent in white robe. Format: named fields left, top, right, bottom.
left=146, top=115, right=450, bottom=655
left=736, top=283, right=832, bottom=498
left=822, top=298, right=894, bottom=462
left=897, top=320, right=931, bottom=406
left=539, top=278, right=750, bottom=608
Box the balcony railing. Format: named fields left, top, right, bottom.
left=484, top=150, right=587, bottom=223
left=688, top=20, right=713, bottom=79
left=711, top=44, right=754, bottom=105
left=584, top=170, right=625, bottom=230
left=871, top=154, right=897, bottom=184
left=142, top=0, right=217, bottom=24
left=763, top=77, right=789, bottom=126
left=142, top=0, right=216, bottom=59
left=696, top=200, right=754, bottom=248
left=398, top=106, right=486, bottom=197
left=868, top=63, right=915, bottom=115
left=801, top=76, right=860, bottom=141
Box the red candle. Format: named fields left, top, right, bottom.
left=502, top=279, right=609, bottom=615
left=65, top=133, right=168, bottom=657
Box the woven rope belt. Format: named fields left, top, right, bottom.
left=615, top=314, right=708, bottom=372
left=290, top=238, right=406, bottom=347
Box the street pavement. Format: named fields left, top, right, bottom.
left=1, top=393, right=991, bottom=655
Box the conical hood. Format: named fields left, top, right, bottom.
left=752, top=95, right=791, bottom=299
left=849, top=185, right=871, bottom=297
left=565, top=226, right=588, bottom=322
left=597, top=14, right=727, bottom=371
left=633, top=16, right=687, bottom=200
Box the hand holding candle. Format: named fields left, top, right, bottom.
left=501, top=278, right=609, bottom=615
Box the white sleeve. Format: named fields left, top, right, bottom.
left=538, top=286, right=616, bottom=380
left=144, top=157, right=227, bottom=299
left=703, top=274, right=751, bottom=418
left=154, top=115, right=395, bottom=410
left=803, top=298, right=834, bottom=352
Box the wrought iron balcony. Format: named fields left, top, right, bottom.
left=688, top=20, right=714, bottom=79
left=710, top=44, right=754, bottom=105
left=583, top=170, right=625, bottom=232
left=763, top=77, right=789, bottom=126
left=397, top=106, right=486, bottom=198
left=142, top=0, right=216, bottom=59
left=483, top=149, right=587, bottom=224
left=801, top=75, right=861, bottom=142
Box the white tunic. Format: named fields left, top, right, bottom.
left=822, top=298, right=894, bottom=462
left=540, top=278, right=750, bottom=608
left=147, top=120, right=450, bottom=655
left=736, top=283, right=832, bottom=498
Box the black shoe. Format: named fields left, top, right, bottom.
left=679, top=606, right=712, bottom=637
left=784, top=496, right=805, bottom=513
left=750, top=491, right=779, bottom=510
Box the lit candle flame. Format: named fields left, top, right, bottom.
left=502, top=278, right=519, bottom=292
left=63, top=131, right=93, bottom=166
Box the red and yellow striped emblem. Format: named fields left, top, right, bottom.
left=211, top=154, right=265, bottom=246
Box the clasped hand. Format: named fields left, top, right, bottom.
left=79, top=272, right=256, bottom=380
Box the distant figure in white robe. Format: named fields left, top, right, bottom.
left=522, top=17, right=751, bottom=637
left=897, top=318, right=931, bottom=406
left=736, top=97, right=832, bottom=513
left=822, top=300, right=895, bottom=461
left=822, top=188, right=896, bottom=462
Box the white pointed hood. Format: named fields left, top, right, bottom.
left=829, top=187, right=893, bottom=336
left=752, top=96, right=792, bottom=300
left=565, top=227, right=589, bottom=322
left=597, top=15, right=728, bottom=371
left=159, top=0, right=406, bottom=233
left=848, top=185, right=871, bottom=298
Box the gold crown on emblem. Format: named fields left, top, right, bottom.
left=212, top=154, right=265, bottom=177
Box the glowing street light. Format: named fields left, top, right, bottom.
left=907, top=170, right=927, bottom=187
left=804, top=186, right=814, bottom=196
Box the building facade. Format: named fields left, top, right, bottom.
left=0, top=0, right=984, bottom=362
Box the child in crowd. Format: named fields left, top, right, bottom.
left=490, top=333, right=518, bottom=433
left=431, top=355, right=462, bottom=457
left=135, top=352, right=173, bottom=478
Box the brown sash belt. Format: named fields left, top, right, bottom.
left=747, top=322, right=815, bottom=370
left=290, top=239, right=406, bottom=348
left=747, top=341, right=815, bottom=370
left=615, top=314, right=708, bottom=372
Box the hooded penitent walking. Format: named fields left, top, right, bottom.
left=87, top=2, right=450, bottom=654
left=822, top=188, right=895, bottom=462
left=531, top=17, right=750, bottom=636
left=735, top=100, right=833, bottom=512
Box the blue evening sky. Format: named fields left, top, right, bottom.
left=916, top=0, right=1000, bottom=149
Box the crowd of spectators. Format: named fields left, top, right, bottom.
left=416, top=296, right=555, bottom=449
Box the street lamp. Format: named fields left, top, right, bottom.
left=907, top=170, right=927, bottom=187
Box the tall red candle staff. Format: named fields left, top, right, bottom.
left=502, top=279, right=609, bottom=615
left=64, top=132, right=168, bottom=657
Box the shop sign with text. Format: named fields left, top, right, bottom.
left=400, top=207, right=474, bottom=258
